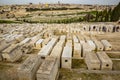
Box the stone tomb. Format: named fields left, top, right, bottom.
left=77, top=35, right=85, bottom=45
left=93, top=40, right=104, bottom=51
left=50, top=40, right=65, bottom=67
left=67, top=33, right=72, bottom=40
left=35, top=39, right=44, bottom=49
left=82, top=43, right=92, bottom=58
left=36, top=56, right=58, bottom=80
left=60, top=35, right=66, bottom=42
left=101, top=40, right=112, bottom=51
left=2, top=44, right=22, bottom=62
left=19, top=38, right=31, bottom=45
left=73, top=35, right=79, bottom=43
left=18, top=55, right=41, bottom=80
left=85, top=52, right=100, bottom=70
left=0, top=39, right=10, bottom=61
left=19, top=38, right=33, bottom=54
left=65, top=40, right=72, bottom=47
left=96, top=52, right=113, bottom=70
left=38, top=38, right=58, bottom=59
left=62, top=45, right=72, bottom=69
left=87, top=40, right=96, bottom=51
left=31, top=34, right=42, bottom=47
left=42, top=38, right=51, bottom=47
left=73, top=43, right=82, bottom=59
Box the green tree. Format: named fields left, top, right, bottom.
left=99, top=11, right=104, bottom=22
left=111, top=2, right=120, bottom=21
left=104, top=9, right=109, bottom=22
left=84, top=13, right=94, bottom=22
left=95, top=11, right=99, bottom=22
left=108, top=8, right=112, bottom=21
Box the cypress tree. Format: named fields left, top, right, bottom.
left=111, top=2, right=120, bottom=21
left=95, top=11, right=99, bottom=22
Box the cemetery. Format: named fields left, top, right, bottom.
left=0, top=23, right=120, bottom=80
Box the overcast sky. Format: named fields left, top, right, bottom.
left=0, top=0, right=120, bottom=5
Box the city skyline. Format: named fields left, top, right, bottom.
left=0, top=0, right=120, bottom=5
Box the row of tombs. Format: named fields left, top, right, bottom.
left=0, top=23, right=117, bottom=80
left=0, top=34, right=113, bottom=80
left=82, top=25, right=120, bottom=32
left=0, top=24, right=120, bottom=35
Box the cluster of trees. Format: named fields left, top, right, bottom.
left=94, top=2, right=120, bottom=22
left=78, top=2, right=120, bottom=22
left=94, top=8, right=112, bottom=22
left=111, top=2, right=120, bottom=21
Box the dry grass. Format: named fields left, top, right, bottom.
left=58, top=68, right=120, bottom=80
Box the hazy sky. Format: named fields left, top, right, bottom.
left=0, top=0, right=120, bottom=5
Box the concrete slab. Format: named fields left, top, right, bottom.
left=18, top=55, right=42, bottom=80
left=73, top=43, right=82, bottom=59
left=38, top=38, right=58, bottom=59
left=87, top=40, right=96, bottom=51
left=2, top=44, right=22, bottom=62
left=101, top=40, right=112, bottom=51
left=85, top=52, right=100, bottom=70
left=62, top=46, right=72, bottom=69
left=96, top=52, right=113, bottom=70
left=35, top=39, right=44, bottom=49
left=36, top=56, right=58, bottom=80
left=94, top=40, right=104, bottom=51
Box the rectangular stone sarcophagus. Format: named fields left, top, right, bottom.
left=36, top=56, right=58, bottom=80
left=96, top=52, right=113, bottom=70
left=85, top=52, right=100, bottom=70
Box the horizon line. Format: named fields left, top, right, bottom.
left=0, top=3, right=118, bottom=6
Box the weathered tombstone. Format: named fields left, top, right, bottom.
left=62, top=45, right=72, bottom=69
left=36, top=56, right=58, bottom=80
left=96, top=52, right=113, bottom=70
left=2, top=44, right=22, bottom=62
left=34, top=39, right=44, bottom=49
left=18, top=55, right=42, bottom=80
left=85, top=52, right=100, bottom=70
left=93, top=40, right=104, bottom=51
left=19, top=38, right=33, bottom=54
left=77, top=35, right=85, bottom=45
left=60, top=35, right=66, bottom=41
left=101, top=40, right=112, bottom=51
left=31, top=35, right=41, bottom=47
left=73, top=43, right=82, bottom=59
left=38, top=38, right=58, bottom=59
left=0, top=39, right=10, bottom=61
left=82, top=43, right=92, bottom=58
left=73, top=35, right=79, bottom=43
left=87, top=40, right=96, bottom=51
left=67, top=33, right=72, bottom=40
left=42, top=37, right=51, bottom=47
left=50, top=39, right=65, bottom=67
